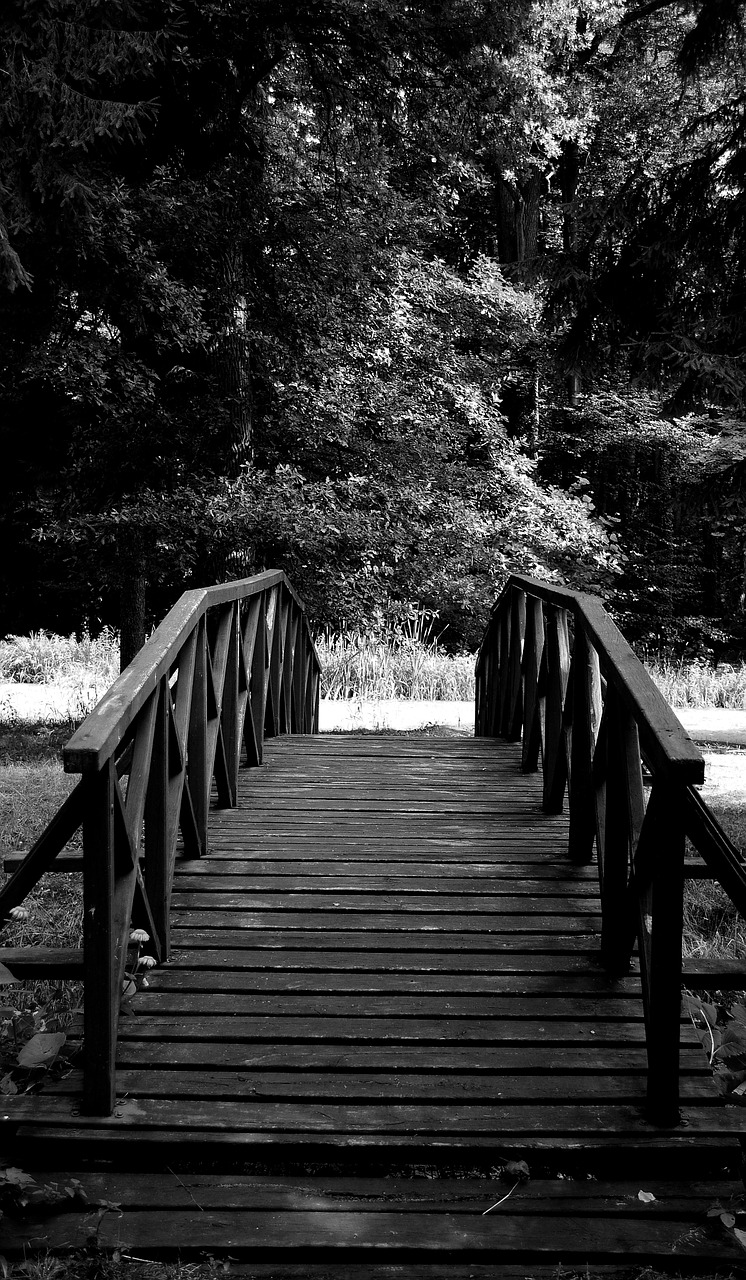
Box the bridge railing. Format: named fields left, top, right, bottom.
left=476, top=573, right=746, bottom=1125
left=0, top=571, right=320, bottom=1115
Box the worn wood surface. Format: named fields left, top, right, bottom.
left=3, top=1173, right=745, bottom=1267
left=5, top=732, right=746, bottom=1269
left=5, top=734, right=741, bottom=1163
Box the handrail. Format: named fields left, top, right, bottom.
left=0, top=571, right=321, bottom=1115
left=476, top=574, right=745, bottom=1127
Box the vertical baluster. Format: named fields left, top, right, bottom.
left=292, top=617, right=305, bottom=731
left=266, top=591, right=283, bottom=738
left=221, top=602, right=240, bottom=802
left=598, top=685, right=636, bottom=972
left=485, top=644, right=499, bottom=737
left=640, top=779, right=686, bottom=1125
left=506, top=591, right=526, bottom=741
left=313, top=664, right=320, bottom=730
left=474, top=657, right=483, bottom=736
left=568, top=626, right=602, bottom=863
left=497, top=603, right=511, bottom=734
left=521, top=597, right=544, bottom=773
left=187, top=616, right=209, bottom=856
left=82, top=760, right=117, bottom=1115
left=144, top=679, right=170, bottom=958
left=247, top=595, right=267, bottom=765
left=542, top=607, right=571, bottom=813
left=304, top=635, right=316, bottom=733
left=282, top=605, right=298, bottom=733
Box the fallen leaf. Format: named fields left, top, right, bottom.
left=0, top=1076, right=17, bottom=1097
left=638, top=1190, right=656, bottom=1203
left=0, top=1170, right=36, bottom=1188
left=16, top=1031, right=66, bottom=1069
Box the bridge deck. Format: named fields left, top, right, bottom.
left=5, top=733, right=746, bottom=1269
left=6, top=733, right=735, bottom=1158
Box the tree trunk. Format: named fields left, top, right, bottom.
left=119, top=557, right=147, bottom=671
left=559, top=140, right=583, bottom=405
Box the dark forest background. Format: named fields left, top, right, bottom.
left=2, top=0, right=746, bottom=665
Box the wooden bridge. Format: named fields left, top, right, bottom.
left=2, top=571, right=746, bottom=1273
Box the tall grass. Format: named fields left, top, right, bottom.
left=0, top=628, right=119, bottom=686
left=318, top=622, right=475, bottom=701
left=644, top=658, right=746, bottom=709
left=2, top=627, right=746, bottom=709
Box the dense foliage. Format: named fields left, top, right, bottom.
left=1, top=0, right=745, bottom=657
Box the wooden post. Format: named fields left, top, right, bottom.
left=187, top=617, right=209, bottom=856
left=568, top=626, right=601, bottom=864
left=497, top=602, right=512, bottom=735
left=221, top=602, right=240, bottom=804
left=599, top=687, right=635, bottom=973
left=245, top=595, right=266, bottom=766
left=645, top=778, right=686, bottom=1125
left=144, top=679, right=170, bottom=959
left=507, top=590, right=526, bottom=741
left=82, top=761, right=117, bottom=1115
left=292, top=620, right=305, bottom=731
left=521, top=597, right=544, bottom=772
left=266, top=591, right=283, bottom=738
left=542, top=607, right=570, bottom=814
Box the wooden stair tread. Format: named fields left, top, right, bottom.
left=2, top=1173, right=744, bottom=1265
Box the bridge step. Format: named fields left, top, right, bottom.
left=2, top=1172, right=744, bottom=1267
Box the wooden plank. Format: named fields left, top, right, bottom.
left=113, top=1015, right=651, bottom=1042
left=174, top=860, right=596, bottom=880
left=169, top=928, right=604, bottom=951
left=0, top=946, right=83, bottom=978
left=11, top=1172, right=738, bottom=1212
left=2, top=851, right=82, bottom=874
left=145, top=970, right=642, bottom=995
left=168, top=911, right=603, bottom=932
left=4, top=1202, right=744, bottom=1263
left=163, top=947, right=625, bottom=972
left=112, top=1042, right=703, bottom=1072
left=46, top=1069, right=715, bottom=1103
left=135, top=992, right=643, bottom=1019
left=168, top=892, right=602, bottom=914
left=5, top=1096, right=736, bottom=1134
left=172, top=874, right=601, bottom=892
